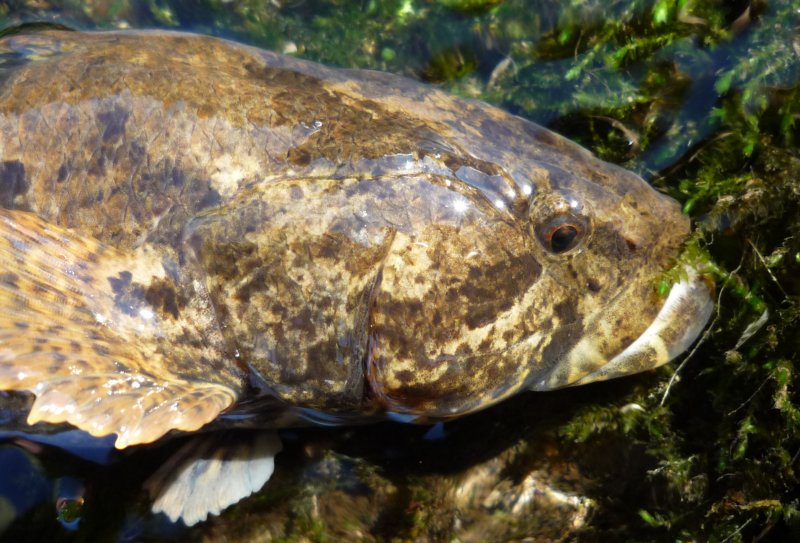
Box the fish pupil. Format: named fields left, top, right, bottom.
left=550, top=224, right=579, bottom=253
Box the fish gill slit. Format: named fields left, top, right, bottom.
left=360, top=227, right=397, bottom=406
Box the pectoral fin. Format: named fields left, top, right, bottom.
left=0, top=209, right=242, bottom=448
left=145, top=431, right=282, bottom=525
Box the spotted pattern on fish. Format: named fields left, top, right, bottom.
left=0, top=29, right=707, bottom=447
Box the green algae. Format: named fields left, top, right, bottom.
left=1, top=0, right=800, bottom=541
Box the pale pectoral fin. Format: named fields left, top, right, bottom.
left=146, top=431, right=282, bottom=526
left=0, top=209, right=241, bottom=448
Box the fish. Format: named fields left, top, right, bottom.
left=0, top=27, right=714, bottom=525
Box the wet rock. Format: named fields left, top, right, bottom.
left=194, top=428, right=596, bottom=542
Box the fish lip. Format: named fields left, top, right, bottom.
left=568, top=268, right=715, bottom=386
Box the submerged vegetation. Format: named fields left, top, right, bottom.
left=1, top=0, right=799, bottom=541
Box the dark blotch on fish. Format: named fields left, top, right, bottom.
left=0, top=160, right=28, bottom=208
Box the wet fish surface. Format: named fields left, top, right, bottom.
left=0, top=28, right=713, bottom=524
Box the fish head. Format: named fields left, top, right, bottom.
left=364, top=114, right=714, bottom=419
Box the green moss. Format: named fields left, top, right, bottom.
left=437, top=0, right=503, bottom=14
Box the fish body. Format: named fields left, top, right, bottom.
left=0, top=29, right=713, bottom=524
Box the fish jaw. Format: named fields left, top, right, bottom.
left=531, top=268, right=714, bottom=390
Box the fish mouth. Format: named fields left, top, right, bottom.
left=532, top=268, right=715, bottom=390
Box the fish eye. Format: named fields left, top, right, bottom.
left=536, top=214, right=587, bottom=254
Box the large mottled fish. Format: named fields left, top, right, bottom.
left=0, top=28, right=713, bottom=525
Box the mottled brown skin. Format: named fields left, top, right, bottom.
left=0, top=29, right=689, bottom=440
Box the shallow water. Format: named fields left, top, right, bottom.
left=2, top=1, right=800, bottom=541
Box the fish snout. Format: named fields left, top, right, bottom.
left=531, top=268, right=715, bottom=390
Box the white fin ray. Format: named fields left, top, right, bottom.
left=146, top=431, right=282, bottom=526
